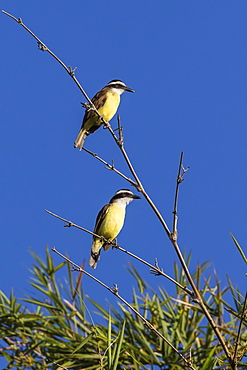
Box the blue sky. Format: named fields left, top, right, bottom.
left=1, top=0, right=247, bottom=349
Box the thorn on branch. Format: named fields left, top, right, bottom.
left=106, top=160, right=115, bottom=171
left=179, top=165, right=190, bottom=182
left=143, top=321, right=153, bottom=330
left=37, top=42, right=48, bottom=51
left=150, top=258, right=164, bottom=276
left=112, top=284, right=119, bottom=294
left=71, top=267, right=81, bottom=272
left=111, top=240, right=118, bottom=249
left=17, top=17, right=23, bottom=24
left=68, top=66, right=77, bottom=77
left=80, top=102, right=104, bottom=122
left=103, top=121, right=110, bottom=129
left=64, top=222, right=72, bottom=228
left=81, top=102, right=91, bottom=110
left=190, top=292, right=200, bottom=304
left=170, top=230, right=178, bottom=242
left=135, top=185, right=143, bottom=193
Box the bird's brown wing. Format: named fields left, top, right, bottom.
left=93, top=203, right=109, bottom=236
left=81, top=89, right=107, bottom=133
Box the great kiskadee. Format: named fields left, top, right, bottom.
left=89, top=189, right=141, bottom=269
left=74, top=80, right=134, bottom=150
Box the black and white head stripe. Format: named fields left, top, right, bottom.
left=110, top=189, right=141, bottom=202
left=106, top=80, right=134, bottom=92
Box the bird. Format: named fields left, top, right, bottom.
left=74, top=80, right=134, bottom=150
left=89, top=189, right=141, bottom=269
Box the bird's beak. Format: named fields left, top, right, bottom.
left=125, top=86, right=135, bottom=93
left=133, top=194, right=141, bottom=199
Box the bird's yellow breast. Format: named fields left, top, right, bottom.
left=98, top=90, right=121, bottom=122
left=97, top=203, right=126, bottom=241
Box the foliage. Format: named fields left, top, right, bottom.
left=0, top=247, right=246, bottom=369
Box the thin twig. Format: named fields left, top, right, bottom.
left=115, top=245, right=193, bottom=296
left=82, top=147, right=137, bottom=187
left=52, top=246, right=196, bottom=370
left=117, top=115, right=124, bottom=146
left=44, top=209, right=108, bottom=242
left=233, top=290, right=247, bottom=367
left=172, top=151, right=186, bottom=240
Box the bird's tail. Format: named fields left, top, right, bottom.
left=74, top=129, right=87, bottom=150
left=89, top=250, right=101, bottom=269
left=89, top=239, right=102, bottom=269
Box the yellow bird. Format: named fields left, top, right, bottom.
left=74, top=80, right=134, bottom=149
left=89, top=189, right=141, bottom=269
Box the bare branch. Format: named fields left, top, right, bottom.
left=117, top=114, right=124, bottom=146
left=52, top=246, right=196, bottom=370
left=81, top=147, right=137, bottom=187
left=171, top=151, right=189, bottom=241
left=115, top=245, right=193, bottom=296
left=44, top=209, right=109, bottom=243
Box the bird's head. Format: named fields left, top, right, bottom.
left=110, top=189, right=141, bottom=206
left=106, top=80, right=135, bottom=95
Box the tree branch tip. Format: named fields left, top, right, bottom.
left=150, top=258, right=164, bottom=275
left=51, top=247, right=56, bottom=252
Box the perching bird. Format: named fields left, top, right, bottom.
left=89, top=189, right=141, bottom=269
left=74, top=80, right=134, bottom=150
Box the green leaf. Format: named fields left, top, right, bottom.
left=111, top=320, right=125, bottom=370
left=200, top=346, right=218, bottom=370
left=107, top=311, right=112, bottom=368
left=71, top=332, right=95, bottom=354
left=230, top=233, right=247, bottom=265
